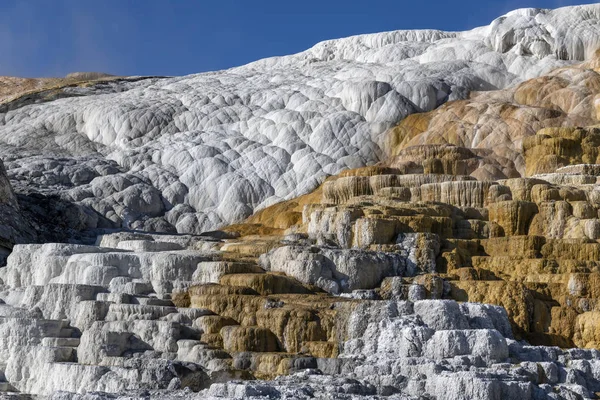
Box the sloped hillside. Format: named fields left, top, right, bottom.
left=227, top=36, right=600, bottom=351
left=2, top=4, right=600, bottom=400
left=0, top=5, right=599, bottom=235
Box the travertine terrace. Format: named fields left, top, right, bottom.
left=1, top=4, right=600, bottom=400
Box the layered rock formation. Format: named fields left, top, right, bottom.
left=387, top=51, right=600, bottom=179
left=2, top=233, right=600, bottom=399
left=0, top=6, right=599, bottom=233
left=2, top=3, right=600, bottom=399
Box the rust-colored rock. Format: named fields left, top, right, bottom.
left=221, top=326, right=280, bottom=353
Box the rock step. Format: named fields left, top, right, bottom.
left=220, top=241, right=280, bottom=257
left=556, top=164, right=600, bottom=176
left=132, top=297, right=175, bottom=307
left=105, top=303, right=214, bottom=321
left=472, top=256, right=600, bottom=281
left=106, top=303, right=179, bottom=321
left=193, top=315, right=238, bottom=335
left=194, top=260, right=266, bottom=284
left=201, top=332, right=224, bottom=348
left=97, top=292, right=131, bottom=303
left=59, top=328, right=75, bottom=337
left=241, top=352, right=317, bottom=380
left=473, top=255, right=600, bottom=266
left=115, top=240, right=184, bottom=252
left=97, top=293, right=177, bottom=305
left=219, top=273, right=315, bottom=296
left=41, top=337, right=80, bottom=347
left=51, top=347, right=78, bottom=362
left=109, top=279, right=154, bottom=295
left=221, top=325, right=280, bottom=353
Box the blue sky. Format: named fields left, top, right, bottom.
left=0, top=0, right=597, bottom=78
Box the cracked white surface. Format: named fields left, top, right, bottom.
left=0, top=5, right=599, bottom=233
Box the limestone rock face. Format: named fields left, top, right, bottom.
left=387, top=49, right=600, bottom=179
left=0, top=6, right=599, bottom=233
left=4, top=159, right=600, bottom=398
left=0, top=157, right=68, bottom=264
left=524, top=126, right=600, bottom=176
left=259, top=245, right=406, bottom=294
left=226, top=86, right=600, bottom=356
left=185, top=46, right=600, bottom=395
left=4, top=4, right=600, bottom=400
left=4, top=228, right=600, bottom=399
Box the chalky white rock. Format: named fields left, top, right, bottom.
left=0, top=5, right=599, bottom=233
left=0, top=4, right=600, bottom=399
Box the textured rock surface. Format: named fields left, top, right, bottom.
left=3, top=231, right=600, bottom=399
left=2, top=4, right=600, bottom=400
left=0, top=156, right=78, bottom=265
left=386, top=47, right=600, bottom=180
left=1, top=5, right=599, bottom=233
left=3, top=165, right=600, bottom=398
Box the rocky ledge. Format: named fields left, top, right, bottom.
left=5, top=152, right=600, bottom=398
left=1, top=231, right=600, bottom=400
